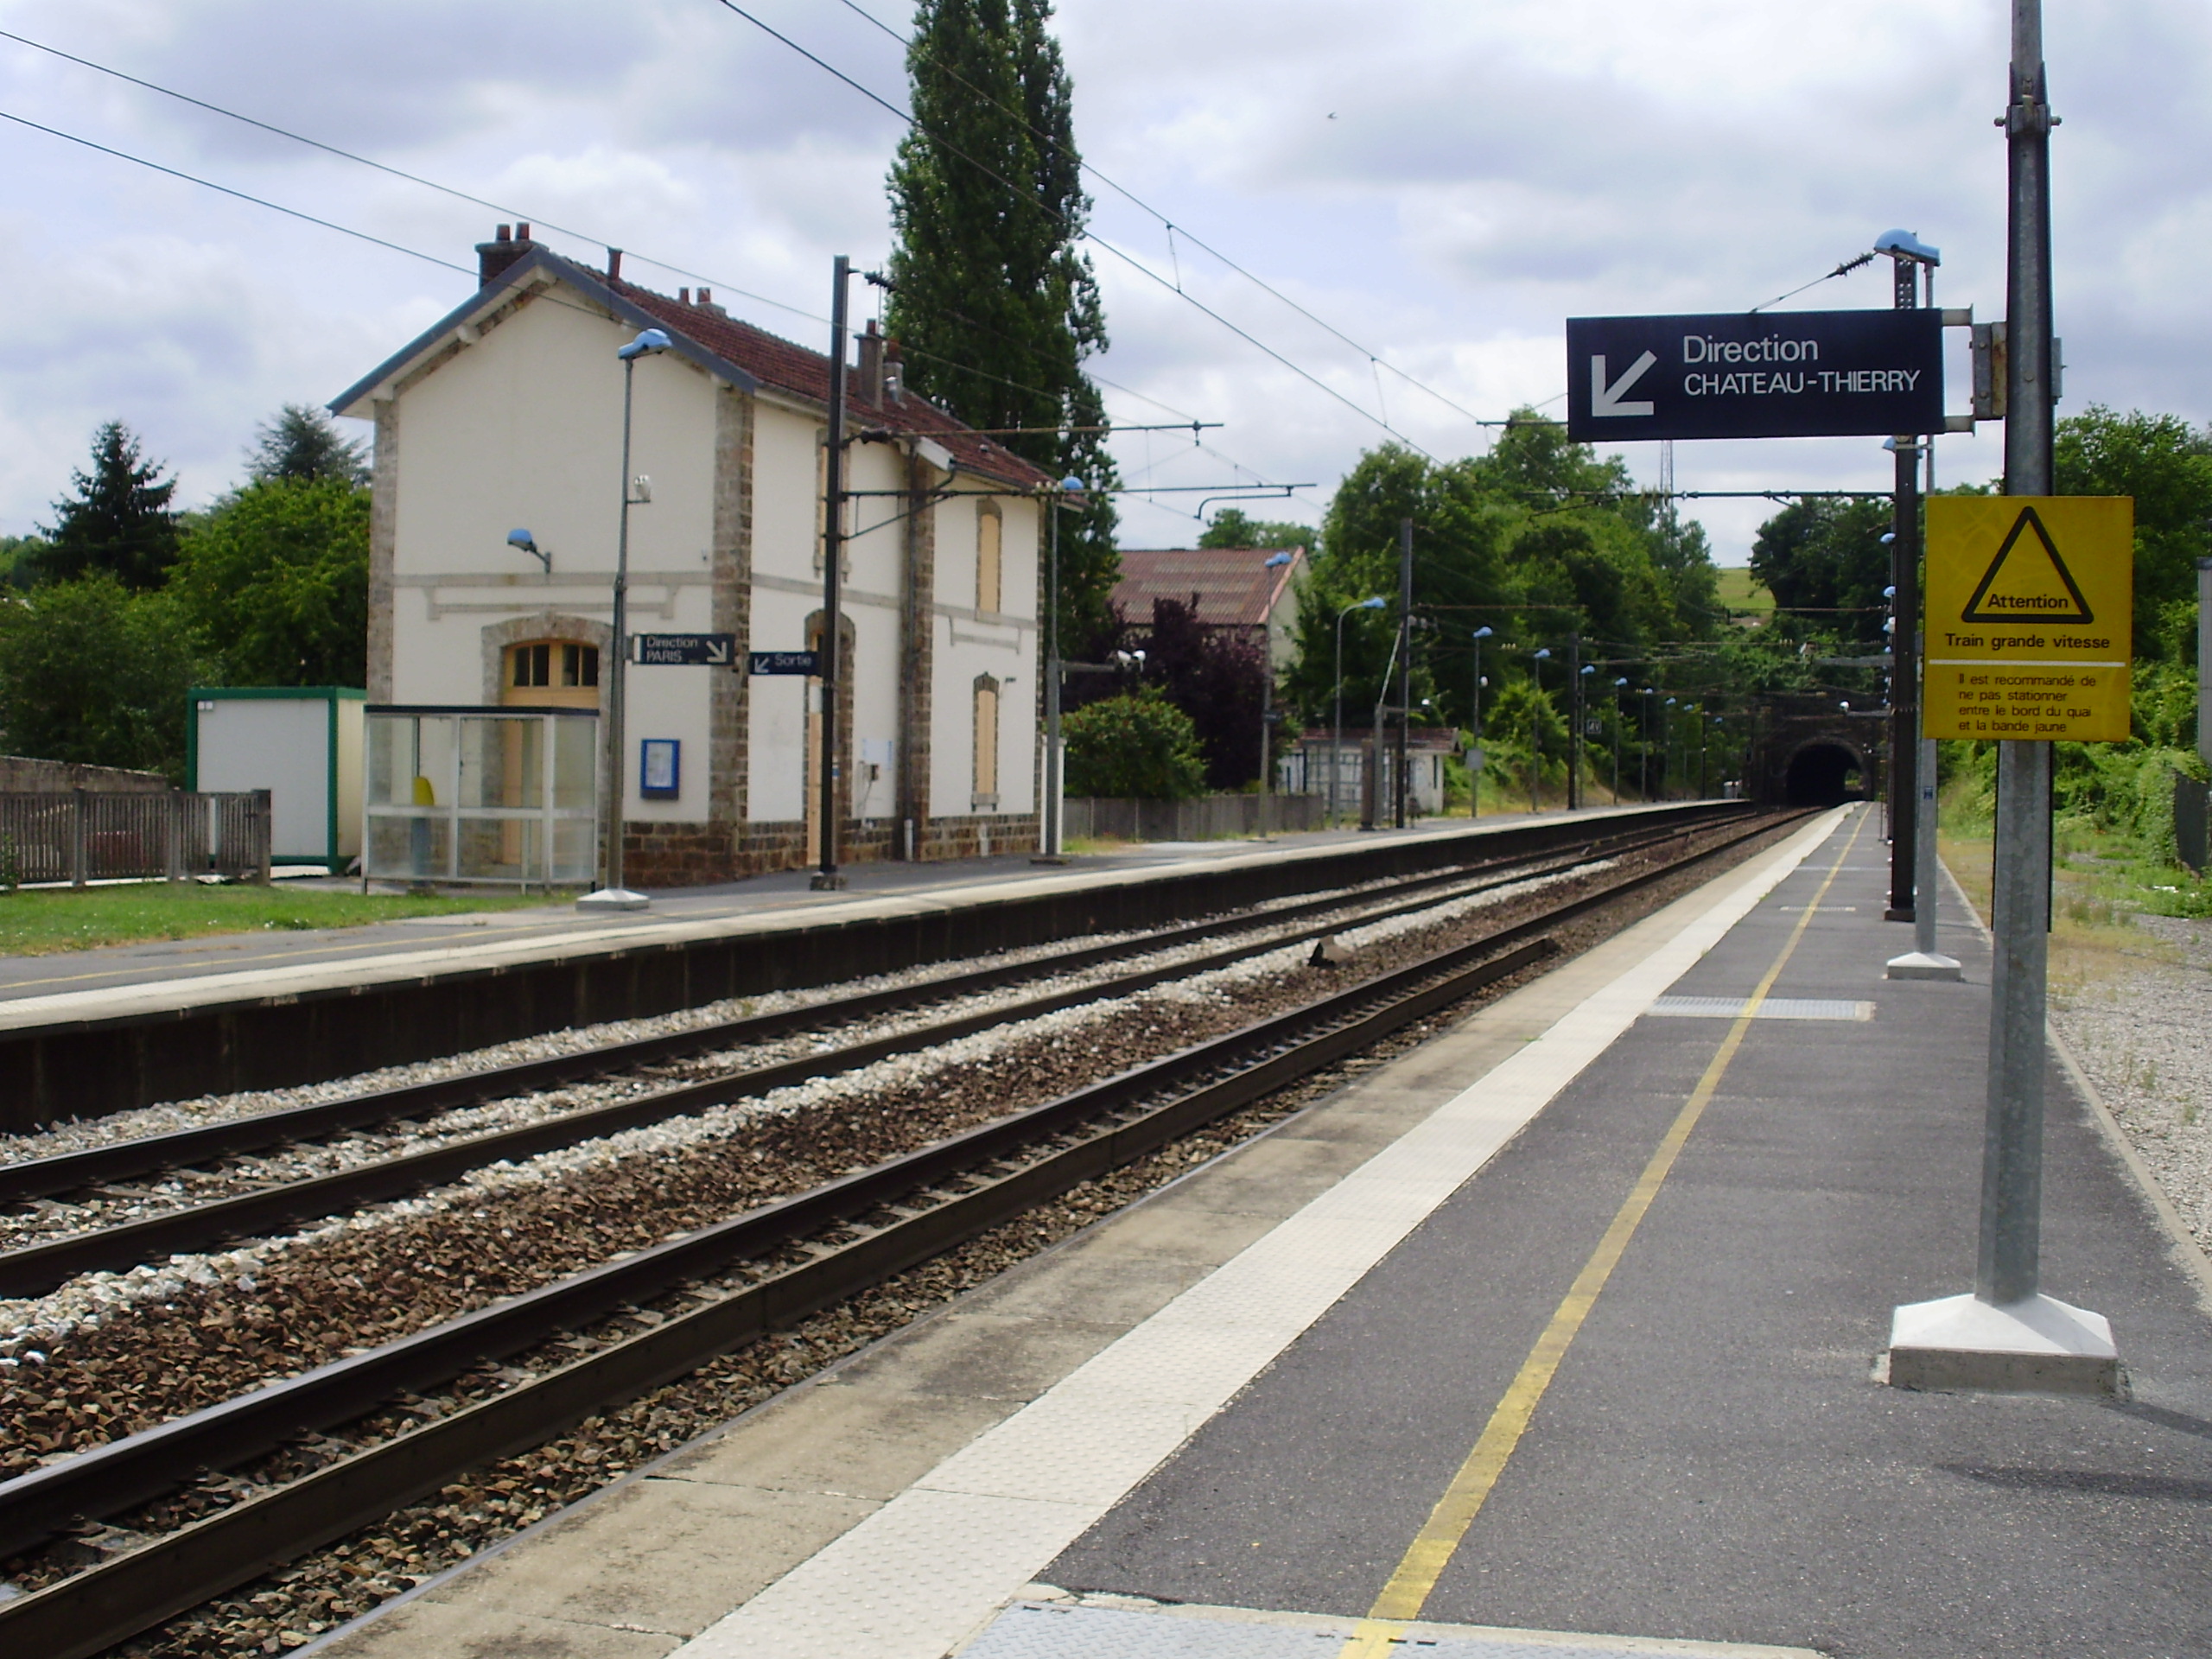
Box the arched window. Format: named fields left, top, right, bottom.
left=972, top=675, right=1000, bottom=808
left=975, top=500, right=1002, bottom=614
left=502, top=640, right=599, bottom=709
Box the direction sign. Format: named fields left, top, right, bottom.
left=747, top=650, right=820, bottom=677
left=633, top=632, right=735, bottom=666
left=1565, top=309, right=1944, bottom=442
left=1923, top=497, right=2133, bottom=742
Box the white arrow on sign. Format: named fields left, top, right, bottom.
left=705, top=639, right=731, bottom=664
left=1590, top=350, right=1657, bottom=418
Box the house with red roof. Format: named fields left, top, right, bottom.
left=332, top=226, right=1053, bottom=884
left=1109, top=544, right=1305, bottom=671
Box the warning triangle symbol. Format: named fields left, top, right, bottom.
left=1960, top=505, right=2095, bottom=624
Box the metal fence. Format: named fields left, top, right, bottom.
left=0, top=790, right=272, bottom=887
left=1065, top=793, right=1325, bottom=842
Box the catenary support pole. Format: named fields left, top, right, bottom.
left=1886, top=252, right=1923, bottom=922
left=1393, top=523, right=1413, bottom=827
left=813, top=256, right=851, bottom=891
left=2199, top=556, right=2212, bottom=770
left=1886, top=0, right=2117, bottom=1393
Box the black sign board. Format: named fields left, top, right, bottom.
left=747, top=650, right=820, bottom=677
left=633, top=632, right=736, bottom=666
left=1564, top=309, right=1944, bottom=442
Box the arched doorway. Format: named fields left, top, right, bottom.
left=1783, top=741, right=1865, bottom=806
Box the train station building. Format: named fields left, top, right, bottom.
left=332, top=226, right=1055, bottom=886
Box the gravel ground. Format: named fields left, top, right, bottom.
left=0, top=814, right=1798, bottom=1653
left=2050, top=910, right=2212, bottom=1253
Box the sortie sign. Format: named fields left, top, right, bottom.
left=1564, top=309, right=1944, bottom=442
left=1923, top=496, right=2133, bottom=743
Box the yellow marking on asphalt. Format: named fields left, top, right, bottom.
left=1338, top=809, right=1869, bottom=1657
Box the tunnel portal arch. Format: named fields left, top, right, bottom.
left=1782, top=741, right=1869, bottom=806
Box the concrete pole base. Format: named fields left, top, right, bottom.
left=1885, top=1291, right=2120, bottom=1395
left=1885, top=950, right=1965, bottom=981
left=576, top=887, right=652, bottom=913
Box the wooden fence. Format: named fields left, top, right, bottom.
left=0, top=791, right=272, bottom=887
left=1065, top=794, right=1325, bottom=842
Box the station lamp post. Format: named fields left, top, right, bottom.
left=579, top=325, right=672, bottom=914
left=1529, top=647, right=1551, bottom=812
left=1577, top=663, right=1596, bottom=810
left=1039, top=472, right=1089, bottom=860
left=1639, top=687, right=1657, bottom=802
left=1332, top=597, right=1386, bottom=825
left=1663, top=697, right=1678, bottom=801
left=1469, top=626, right=1493, bottom=819
left=1258, top=551, right=1295, bottom=802
left=1612, top=677, right=1630, bottom=803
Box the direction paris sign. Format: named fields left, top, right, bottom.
left=632, top=632, right=735, bottom=666
left=1565, top=309, right=1944, bottom=442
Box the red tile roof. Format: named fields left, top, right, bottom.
left=1112, top=546, right=1305, bottom=629
left=607, top=276, right=1056, bottom=493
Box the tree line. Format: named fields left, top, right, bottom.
left=0, top=410, right=369, bottom=780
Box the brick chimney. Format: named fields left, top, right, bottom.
left=474, top=223, right=537, bottom=289
left=883, top=334, right=906, bottom=404
left=857, top=318, right=887, bottom=405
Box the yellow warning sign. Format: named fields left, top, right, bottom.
left=1924, top=496, right=2133, bottom=742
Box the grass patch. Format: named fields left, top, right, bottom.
left=1714, top=566, right=1775, bottom=620
left=0, top=883, right=563, bottom=957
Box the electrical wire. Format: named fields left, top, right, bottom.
left=0, top=26, right=830, bottom=327
left=709, top=0, right=1442, bottom=458
left=828, top=0, right=1511, bottom=432
left=0, top=25, right=1315, bottom=520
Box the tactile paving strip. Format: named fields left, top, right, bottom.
left=1646, top=996, right=1872, bottom=1020
left=960, top=1601, right=1812, bottom=1659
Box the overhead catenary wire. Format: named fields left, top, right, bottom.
left=709, top=0, right=1444, bottom=459
left=829, top=0, right=1515, bottom=433
left=0, top=25, right=1314, bottom=520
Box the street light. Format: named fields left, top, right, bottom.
left=1469, top=626, right=1493, bottom=820
left=1611, top=677, right=1629, bottom=804
left=1039, top=472, right=1087, bottom=860
left=1260, top=551, right=1295, bottom=805
left=505, top=528, right=549, bottom=573
left=1639, top=687, right=1656, bottom=802
left=1333, top=598, right=1387, bottom=826
left=1578, top=663, right=1596, bottom=813
left=578, top=325, right=672, bottom=913
left=1530, top=647, right=1552, bottom=812
left=1664, top=696, right=1678, bottom=802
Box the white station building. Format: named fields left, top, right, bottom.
left=332, top=226, right=1052, bottom=887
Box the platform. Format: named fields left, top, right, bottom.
left=308, top=804, right=2212, bottom=1659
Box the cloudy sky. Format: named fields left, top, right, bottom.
left=0, top=0, right=2205, bottom=563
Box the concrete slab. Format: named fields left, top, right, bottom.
left=1049, top=806, right=2212, bottom=1658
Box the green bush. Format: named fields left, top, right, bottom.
left=1064, top=688, right=1207, bottom=799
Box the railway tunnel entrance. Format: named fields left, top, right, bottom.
left=1783, top=741, right=1866, bottom=806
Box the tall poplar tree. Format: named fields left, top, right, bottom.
left=885, top=0, right=1119, bottom=651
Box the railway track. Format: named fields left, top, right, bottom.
left=0, top=807, right=1799, bottom=1659
left=0, top=817, right=1722, bottom=1294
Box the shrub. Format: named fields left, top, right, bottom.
left=1064, top=688, right=1207, bottom=799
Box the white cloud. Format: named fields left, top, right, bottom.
left=0, top=0, right=2201, bottom=568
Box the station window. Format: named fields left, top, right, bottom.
left=976, top=501, right=1002, bottom=615
left=508, top=642, right=598, bottom=689
left=973, top=675, right=1000, bottom=807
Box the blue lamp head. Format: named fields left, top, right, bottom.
left=618, top=327, right=674, bottom=361
left=1472, top=625, right=1493, bottom=639
left=1265, top=550, right=1295, bottom=568
left=505, top=528, right=537, bottom=551
left=1614, top=677, right=1629, bottom=688
left=1580, top=664, right=1595, bottom=677
left=1059, top=474, right=1086, bottom=493
left=1874, top=228, right=1941, bottom=265
left=1360, top=596, right=1387, bottom=610
left=1532, top=647, right=1551, bottom=660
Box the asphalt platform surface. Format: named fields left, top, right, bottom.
left=1045, top=806, right=2212, bottom=1658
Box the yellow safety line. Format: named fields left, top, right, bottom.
left=1338, top=810, right=1868, bottom=1657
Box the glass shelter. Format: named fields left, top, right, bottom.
left=364, top=706, right=598, bottom=888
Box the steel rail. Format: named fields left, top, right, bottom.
left=0, top=809, right=1797, bottom=1579
left=0, top=811, right=1801, bottom=1659
left=0, top=806, right=1741, bottom=1209
left=0, top=817, right=1737, bottom=1297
